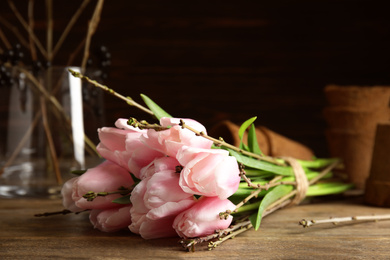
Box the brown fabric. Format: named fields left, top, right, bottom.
left=209, top=120, right=315, bottom=160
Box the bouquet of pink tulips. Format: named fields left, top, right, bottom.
left=58, top=70, right=353, bottom=251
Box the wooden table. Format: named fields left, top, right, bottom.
left=1, top=196, right=390, bottom=259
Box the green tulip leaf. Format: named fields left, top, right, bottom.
left=141, top=94, right=172, bottom=120
left=70, top=169, right=87, bottom=176
left=248, top=123, right=263, bottom=155
left=249, top=185, right=293, bottom=230
left=306, top=183, right=354, bottom=196
left=238, top=117, right=257, bottom=151
left=112, top=194, right=132, bottom=205
left=228, top=149, right=293, bottom=176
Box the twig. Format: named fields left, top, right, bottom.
left=232, top=175, right=295, bottom=214
left=28, top=0, right=37, bottom=61
left=82, top=186, right=133, bottom=201
left=52, top=0, right=91, bottom=59
left=232, top=187, right=262, bottom=213
left=45, top=0, right=53, bottom=61
left=34, top=209, right=88, bottom=217
left=7, top=0, right=48, bottom=59
left=225, top=160, right=342, bottom=230
left=181, top=198, right=292, bottom=251
left=0, top=26, right=12, bottom=49
left=239, top=164, right=292, bottom=189
left=65, top=38, right=86, bottom=66
left=179, top=119, right=285, bottom=166
left=0, top=110, right=41, bottom=176
left=40, top=96, right=63, bottom=184
left=308, top=160, right=341, bottom=185
left=68, top=69, right=154, bottom=115
left=180, top=219, right=252, bottom=251
left=0, top=16, right=29, bottom=49
left=299, top=214, right=390, bottom=228
left=16, top=66, right=98, bottom=156
left=81, top=0, right=104, bottom=72
left=0, top=67, right=97, bottom=176
left=265, top=160, right=341, bottom=211
left=207, top=223, right=252, bottom=250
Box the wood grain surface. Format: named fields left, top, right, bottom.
left=1, top=197, right=390, bottom=259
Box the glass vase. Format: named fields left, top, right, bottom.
left=0, top=66, right=105, bottom=198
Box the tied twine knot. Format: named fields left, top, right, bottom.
left=282, top=157, right=309, bottom=205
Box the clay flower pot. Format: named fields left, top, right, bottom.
left=325, top=129, right=375, bottom=190
left=323, top=85, right=390, bottom=190
left=365, top=122, right=390, bottom=207
left=324, top=85, right=390, bottom=108
left=323, top=106, right=390, bottom=133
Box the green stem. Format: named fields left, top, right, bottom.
left=68, top=69, right=154, bottom=116
left=82, top=186, right=133, bottom=201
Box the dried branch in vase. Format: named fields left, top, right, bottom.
left=0, top=1, right=108, bottom=195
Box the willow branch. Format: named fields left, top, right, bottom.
left=0, top=16, right=29, bottom=49
left=208, top=223, right=252, bottom=250
left=182, top=198, right=291, bottom=251
left=52, top=0, right=91, bottom=59
left=263, top=160, right=342, bottom=212
left=239, top=165, right=290, bottom=189
left=68, top=69, right=154, bottom=115
left=7, top=0, right=47, bottom=59
left=81, top=0, right=104, bottom=71
left=232, top=176, right=293, bottom=214
left=0, top=26, right=12, bottom=49
left=299, top=214, right=390, bottom=228
left=308, top=160, right=341, bottom=185
left=232, top=188, right=263, bottom=213
left=40, top=96, right=63, bottom=184
left=179, top=119, right=285, bottom=166
left=65, top=38, right=86, bottom=66
left=0, top=110, right=41, bottom=176
left=35, top=209, right=88, bottom=217
left=180, top=220, right=252, bottom=251
left=15, top=66, right=98, bottom=155
left=28, top=0, right=37, bottom=61
left=45, top=0, right=53, bottom=61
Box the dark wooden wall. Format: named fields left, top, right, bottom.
left=1, top=0, right=390, bottom=157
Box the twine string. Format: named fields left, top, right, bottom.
left=282, top=157, right=309, bottom=205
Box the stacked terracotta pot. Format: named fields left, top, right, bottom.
left=365, top=122, right=390, bottom=207
left=323, top=85, right=390, bottom=190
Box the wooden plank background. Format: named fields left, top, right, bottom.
left=1, top=0, right=390, bottom=157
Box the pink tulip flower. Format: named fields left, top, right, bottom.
left=89, top=205, right=133, bottom=232
left=97, top=118, right=164, bottom=178
left=140, top=117, right=213, bottom=158
left=96, top=118, right=145, bottom=171
left=71, top=160, right=135, bottom=210
left=173, top=196, right=236, bottom=238
left=139, top=156, right=180, bottom=179
left=129, top=168, right=195, bottom=239
left=126, top=145, right=164, bottom=179
left=61, top=177, right=84, bottom=212
left=177, top=146, right=241, bottom=200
